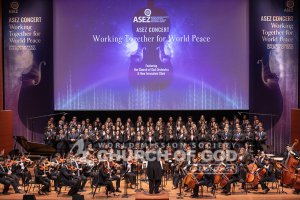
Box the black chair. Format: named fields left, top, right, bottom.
left=24, top=179, right=41, bottom=194
left=200, top=184, right=217, bottom=198
left=25, top=169, right=43, bottom=195
left=56, top=174, right=71, bottom=197
left=91, top=182, right=109, bottom=199
left=266, top=178, right=280, bottom=193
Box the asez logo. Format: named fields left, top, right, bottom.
left=144, top=9, right=151, bottom=17
left=284, top=0, right=294, bottom=12
left=10, top=1, right=19, bottom=10
left=133, top=8, right=151, bottom=23
left=9, top=0, right=19, bottom=13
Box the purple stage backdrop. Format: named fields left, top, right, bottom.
left=53, top=0, right=249, bottom=110
left=2, top=0, right=298, bottom=155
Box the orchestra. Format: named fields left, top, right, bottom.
left=0, top=115, right=300, bottom=198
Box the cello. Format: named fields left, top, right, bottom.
left=282, top=139, right=299, bottom=186
left=183, top=166, right=204, bottom=189
left=219, top=166, right=235, bottom=188
left=246, top=159, right=258, bottom=183
left=213, top=163, right=226, bottom=184
left=252, top=167, right=267, bottom=187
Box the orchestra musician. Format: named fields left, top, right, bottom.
left=13, top=154, right=32, bottom=187
left=0, top=161, right=20, bottom=194
left=122, top=156, right=136, bottom=189
left=58, top=162, right=81, bottom=196
left=172, top=152, right=187, bottom=189
left=70, top=155, right=88, bottom=191
left=97, top=161, right=119, bottom=196
left=257, top=158, right=275, bottom=194
left=223, top=163, right=246, bottom=195
left=3, top=159, right=21, bottom=190
left=48, top=154, right=62, bottom=191
left=282, top=143, right=300, bottom=161
left=192, top=165, right=214, bottom=198
left=257, top=151, right=267, bottom=167
left=35, top=159, right=51, bottom=195
left=105, top=158, right=122, bottom=192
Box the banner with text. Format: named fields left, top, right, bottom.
left=4, top=0, right=53, bottom=142
left=249, top=0, right=298, bottom=154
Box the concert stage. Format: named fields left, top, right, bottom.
left=0, top=181, right=299, bottom=200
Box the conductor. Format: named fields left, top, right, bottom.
left=146, top=146, right=163, bottom=194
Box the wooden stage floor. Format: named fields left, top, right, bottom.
left=0, top=180, right=299, bottom=200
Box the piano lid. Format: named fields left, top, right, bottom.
left=16, top=136, right=56, bottom=155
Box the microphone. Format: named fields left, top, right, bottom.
left=238, top=112, right=241, bottom=115
left=63, top=112, right=68, bottom=115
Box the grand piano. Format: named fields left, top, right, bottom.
left=16, top=136, right=56, bottom=156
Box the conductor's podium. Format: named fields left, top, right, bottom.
left=135, top=191, right=169, bottom=200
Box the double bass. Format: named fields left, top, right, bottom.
left=293, top=168, right=300, bottom=192
left=282, top=139, right=299, bottom=186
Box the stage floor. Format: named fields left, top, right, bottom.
left=0, top=179, right=299, bottom=200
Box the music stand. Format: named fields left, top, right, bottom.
left=135, top=161, right=145, bottom=192
left=279, top=164, right=288, bottom=194
left=176, top=176, right=184, bottom=199
left=122, top=170, right=129, bottom=198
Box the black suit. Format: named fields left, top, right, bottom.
left=255, top=131, right=267, bottom=152
left=259, top=163, right=276, bottom=191
left=122, top=162, right=136, bottom=185
left=232, top=132, right=245, bottom=149
left=59, top=166, right=81, bottom=195
left=35, top=167, right=50, bottom=193
left=221, top=132, right=232, bottom=149
left=56, top=134, right=67, bottom=156
left=245, top=131, right=255, bottom=145
left=98, top=168, right=115, bottom=192
left=0, top=164, right=19, bottom=194
left=71, top=161, right=87, bottom=190
left=193, top=168, right=214, bottom=196
left=146, top=152, right=163, bottom=194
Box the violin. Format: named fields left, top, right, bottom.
left=57, top=158, right=66, bottom=164
left=20, top=156, right=33, bottom=167
left=67, top=165, right=78, bottom=172
left=4, top=160, right=18, bottom=167
left=39, top=165, right=49, bottom=171
left=127, top=159, right=136, bottom=165
left=109, top=160, right=121, bottom=169
left=39, top=162, right=51, bottom=171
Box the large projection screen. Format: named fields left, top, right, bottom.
left=54, top=0, right=249, bottom=110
